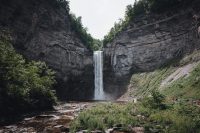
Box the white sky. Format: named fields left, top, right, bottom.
left=69, top=0, right=135, bottom=39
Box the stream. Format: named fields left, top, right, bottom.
left=0, top=50, right=109, bottom=133
left=0, top=102, right=96, bottom=133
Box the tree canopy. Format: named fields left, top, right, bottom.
left=0, top=31, right=56, bottom=117
left=69, top=14, right=102, bottom=51
left=51, top=0, right=102, bottom=51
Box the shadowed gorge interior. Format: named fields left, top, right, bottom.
left=0, top=0, right=200, bottom=132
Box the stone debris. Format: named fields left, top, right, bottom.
left=0, top=102, right=92, bottom=133
left=132, top=127, right=144, bottom=133
left=105, top=128, right=114, bottom=133
left=0, top=102, right=141, bottom=133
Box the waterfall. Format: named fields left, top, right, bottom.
left=94, top=51, right=104, bottom=100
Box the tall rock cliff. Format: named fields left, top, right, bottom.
left=0, top=0, right=94, bottom=100
left=104, top=8, right=200, bottom=98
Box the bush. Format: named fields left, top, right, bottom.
left=0, top=31, right=56, bottom=117
left=70, top=103, right=137, bottom=132
left=70, top=101, right=200, bottom=132
left=142, top=90, right=167, bottom=110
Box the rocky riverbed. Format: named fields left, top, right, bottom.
left=0, top=101, right=146, bottom=133
left=0, top=102, right=95, bottom=133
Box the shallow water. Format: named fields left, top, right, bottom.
left=0, top=102, right=95, bottom=133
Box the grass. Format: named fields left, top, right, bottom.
left=129, top=49, right=200, bottom=100
left=130, top=66, right=176, bottom=98
left=163, top=64, right=200, bottom=99
left=179, top=50, right=200, bottom=66
left=70, top=50, right=200, bottom=133
left=70, top=103, right=137, bottom=132
left=70, top=101, right=200, bottom=133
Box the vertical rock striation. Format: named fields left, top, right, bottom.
left=0, top=0, right=94, bottom=100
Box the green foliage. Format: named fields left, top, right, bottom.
left=70, top=100, right=200, bottom=133
left=142, top=90, right=167, bottom=110
left=102, top=0, right=150, bottom=45
left=70, top=103, right=137, bottom=132
left=163, top=64, right=200, bottom=99
left=48, top=0, right=102, bottom=51
left=148, top=103, right=200, bottom=133
left=129, top=48, right=200, bottom=100
left=0, top=31, right=56, bottom=116
left=120, top=50, right=200, bottom=132
left=130, top=67, right=175, bottom=97
left=103, top=19, right=128, bottom=45
left=69, top=14, right=102, bottom=51
left=139, top=96, right=200, bottom=133
left=92, top=39, right=103, bottom=51
left=103, top=0, right=196, bottom=45
left=179, top=50, right=200, bottom=66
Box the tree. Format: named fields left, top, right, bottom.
left=142, top=90, right=167, bottom=110
left=0, top=31, right=56, bottom=116
left=69, top=13, right=102, bottom=50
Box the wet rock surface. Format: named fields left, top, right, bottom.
left=0, top=102, right=92, bottom=133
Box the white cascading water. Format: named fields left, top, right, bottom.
left=94, top=51, right=104, bottom=100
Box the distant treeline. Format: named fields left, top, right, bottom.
left=49, top=0, right=102, bottom=51
left=103, top=0, right=200, bottom=45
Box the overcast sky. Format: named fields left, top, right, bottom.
left=69, top=0, right=135, bottom=39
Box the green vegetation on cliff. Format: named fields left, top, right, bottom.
left=103, top=0, right=200, bottom=45
left=69, top=14, right=102, bottom=51
left=129, top=49, right=200, bottom=100
left=51, top=0, right=102, bottom=50
left=0, top=31, right=56, bottom=117
left=130, top=67, right=176, bottom=98
left=163, top=64, right=200, bottom=99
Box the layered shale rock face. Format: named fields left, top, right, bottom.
left=0, top=0, right=94, bottom=100
left=104, top=9, right=200, bottom=98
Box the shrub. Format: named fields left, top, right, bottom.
left=142, top=90, right=167, bottom=110
left=70, top=101, right=200, bottom=132
left=70, top=103, right=137, bottom=132
left=0, top=31, right=56, bottom=117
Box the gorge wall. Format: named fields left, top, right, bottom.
left=1, top=0, right=200, bottom=101
left=0, top=0, right=94, bottom=100
left=103, top=8, right=200, bottom=98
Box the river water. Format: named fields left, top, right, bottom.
left=0, top=102, right=95, bottom=133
